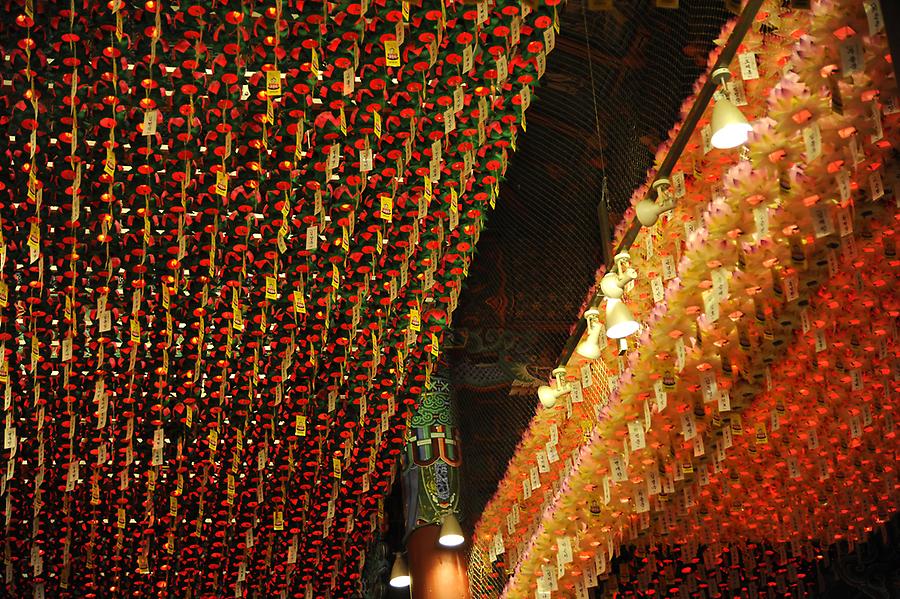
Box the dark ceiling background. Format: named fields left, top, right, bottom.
left=446, top=0, right=733, bottom=531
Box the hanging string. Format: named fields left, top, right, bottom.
left=580, top=0, right=610, bottom=213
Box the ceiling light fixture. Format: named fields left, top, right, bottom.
left=710, top=67, right=752, bottom=149
left=599, top=253, right=637, bottom=300
left=389, top=553, right=411, bottom=588
left=636, top=179, right=676, bottom=227
left=576, top=308, right=604, bottom=360
left=537, top=367, right=570, bottom=409
left=598, top=252, right=641, bottom=339
left=438, top=514, right=465, bottom=547
left=605, top=298, right=640, bottom=340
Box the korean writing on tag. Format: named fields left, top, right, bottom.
left=850, top=368, right=863, bottom=391
left=675, top=337, right=686, bottom=372
left=783, top=272, right=800, bottom=302
left=558, top=536, right=573, bottom=564
left=870, top=171, right=884, bottom=201
left=700, top=369, right=717, bottom=403
left=701, top=124, right=712, bottom=154
left=569, top=380, right=583, bottom=403
left=681, top=412, right=696, bottom=440
left=627, top=420, right=645, bottom=451
left=752, top=208, right=769, bottom=243
left=738, top=52, right=759, bottom=80
left=580, top=363, right=593, bottom=388
left=529, top=466, right=541, bottom=490
left=836, top=208, right=853, bottom=237
left=811, top=203, right=835, bottom=238
left=546, top=442, right=559, bottom=463
left=536, top=449, right=550, bottom=473
left=839, top=36, right=865, bottom=76
left=727, top=79, right=747, bottom=106
left=609, top=455, right=627, bottom=482
left=650, top=276, right=665, bottom=303
left=142, top=110, right=158, bottom=136
left=814, top=329, right=828, bottom=353
left=661, top=254, right=677, bottom=280
left=702, top=289, right=719, bottom=322
left=542, top=27, right=555, bottom=54
left=864, top=0, right=884, bottom=34
left=803, top=123, right=822, bottom=162
left=654, top=379, right=667, bottom=411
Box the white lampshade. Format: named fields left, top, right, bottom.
left=636, top=198, right=673, bottom=227
left=438, top=514, right=465, bottom=547
left=576, top=309, right=603, bottom=360
left=710, top=97, right=752, bottom=149
left=389, top=554, right=411, bottom=588
left=605, top=299, right=640, bottom=339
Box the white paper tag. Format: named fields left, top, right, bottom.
left=667, top=172, right=684, bottom=200
left=738, top=52, right=759, bottom=80
left=142, top=110, right=158, bottom=136
left=628, top=420, right=645, bottom=451
left=870, top=171, right=884, bottom=201
left=865, top=0, right=885, bottom=34
left=810, top=204, right=834, bottom=238
left=609, top=455, right=627, bottom=482
left=681, top=412, right=696, bottom=440
left=709, top=387, right=728, bottom=416
left=702, top=289, right=720, bottom=322
left=580, top=363, right=593, bottom=388
left=839, top=36, right=865, bottom=75
left=803, top=123, right=822, bottom=162
left=727, top=79, right=748, bottom=106
left=650, top=276, right=665, bottom=303
left=654, top=379, right=667, bottom=411
left=754, top=206, right=769, bottom=239
left=675, top=337, right=686, bottom=372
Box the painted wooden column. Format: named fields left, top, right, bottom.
left=406, top=524, right=471, bottom=599
left=401, top=367, right=470, bottom=599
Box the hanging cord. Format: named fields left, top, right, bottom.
left=580, top=0, right=614, bottom=266
left=580, top=0, right=609, bottom=207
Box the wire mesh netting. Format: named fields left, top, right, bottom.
left=448, top=0, right=733, bottom=596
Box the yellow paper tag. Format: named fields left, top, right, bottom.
left=104, top=147, right=116, bottom=176
left=295, top=415, right=307, bottom=437
left=266, top=70, right=282, bottom=97
left=293, top=289, right=307, bottom=315
left=374, top=111, right=382, bottom=139
left=215, top=170, right=228, bottom=197
left=380, top=196, right=393, bottom=221
left=384, top=40, right=401, bottom=67
left=274, top=510, right=284, bottom=531
left=311, top=49, right=320, bottom=77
